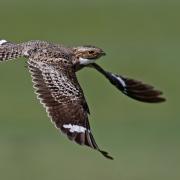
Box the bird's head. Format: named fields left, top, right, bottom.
left=73, top=45, right=106, bottom=65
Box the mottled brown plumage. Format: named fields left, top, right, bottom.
left=0, top=39, right=166, bottom=160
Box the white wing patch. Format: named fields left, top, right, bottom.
left=111, top=74, right=126, bottom=88
left=0, top=40, right=7, bottom=45
left=63, top=124, right=86, bottom=133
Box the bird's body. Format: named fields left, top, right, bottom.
left=0, top=39, right=165, bottom=160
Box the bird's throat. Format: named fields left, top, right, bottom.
left=79, top=57, right=96, bottom=65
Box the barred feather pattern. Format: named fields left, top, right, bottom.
left=0, top=39, right=165, bottom=160
left=28, top=59, right=113, bottom=160
left=0, top=40, right=23, bottom=61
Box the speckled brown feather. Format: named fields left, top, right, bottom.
left=0, top=39, right=165, bottom=160
left=0, top=42, right=23, bottom=61
left=28, top=58, right=112, bottom=160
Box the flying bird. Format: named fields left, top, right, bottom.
left=0, top=39, right=165, bottom=160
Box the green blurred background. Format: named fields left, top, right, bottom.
left=0, top=0, right=179, bottom=179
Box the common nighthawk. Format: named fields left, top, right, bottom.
left=0, top=39, right=165, bottom=160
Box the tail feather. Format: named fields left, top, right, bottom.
left=0, top=40, right=8, bottom=45
left=0, top=39, right=23, bottom=61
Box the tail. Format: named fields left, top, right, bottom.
left=0, top=39, right=23, bottom=62
left=91, top=63, right=166, bottom=103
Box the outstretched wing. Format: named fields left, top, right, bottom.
left=91, top=63, right=166, bottom=103
left=28, top=59, right=113, bottom=159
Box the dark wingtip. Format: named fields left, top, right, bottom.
left=158, top=97, right=166, bottom=102
left=117, top=76, right=166, bottom=104
left=91, top=63, right=166, bottom=104
left=99, top=150, right=114, bottom=160
left=130, top=95, right=166, bottom=103
left=125, top=86, right=166, bottom=103
left=148, top=96, right=166, bottom=103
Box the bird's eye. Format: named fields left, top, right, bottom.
left=89, top=51, right=95, bottom=54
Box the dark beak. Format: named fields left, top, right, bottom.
left=101, top=51, right=106, bottom=56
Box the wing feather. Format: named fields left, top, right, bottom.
left=28, top=59, right=112, bottom=159
left=91, top=63, right=166, bottom=103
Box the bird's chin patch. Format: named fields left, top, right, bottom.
left=79, top=57, right=96, bottom=65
